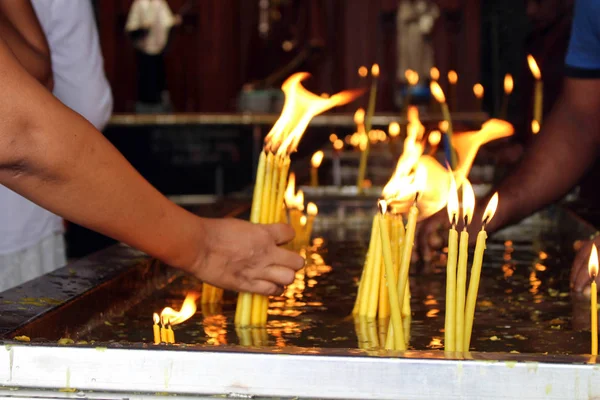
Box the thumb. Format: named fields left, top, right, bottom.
left=263, top=223, right=296, bottom=245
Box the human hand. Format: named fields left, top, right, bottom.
left=188, top=218, right=304, bottom=296
left=570, top=234, right=600, bottom=293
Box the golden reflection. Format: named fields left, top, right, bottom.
left=534, top=263, right=547, bottom=272
left=538, top=251, right=548, bottom=260
left=502, top=263, right=514, bottom=278
left=529, top=271, right=541, bottom=295
left=505, top=240, right=513, bottom=246
left=426, top=309, right=440, bottom=318
left=201, top=303, right=227, bottom=346
left=428, top=337, right=443, bottom=349
left=424, top=298, right=438, bottom=306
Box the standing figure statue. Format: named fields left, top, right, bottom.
left=396, top=0, right=439, bottom=83
left=125, top=0, right=182, bottom=113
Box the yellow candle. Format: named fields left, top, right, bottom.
left=310, top=151, right=323, bottom=187
left=357, top=64, right=379, bottom=191
left=160, top=316, right=168, bottom=343
left=378, top=200, right=405, bottom=350
left=589, top=244, right=599, bottom=355
left=359, top=216, right=381, bottom=318
left=430, top=81, right=456, bottom=168
left=455, top=179, right=475, bottom=351
left=396, top=201, right=418, bottom=320
left=473, top=83, right=484, bottom=112
left=167, top=323, right=175, bottom=344
left=444, top=175, right=459, bottom=352
left=153, top=313, right=161, bottom=345
left=305, top=203, right=318, bottom=244
left=501, top=74, right=513, bottom=120
left=463, top=193, right=498, bottom=350
left=354, top=215, right=379, bottom=316
left=527, top=55, right=543, bottom=126
left=448, top=70, right=458, bottom=111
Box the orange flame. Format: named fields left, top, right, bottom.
left=462, top=179, right=475, bottom=226
left=264, top=73, right=362, bottom=155
left=447, top=173, right=458, bottom=225
left=358, top=66, right=368, bottom=77
left=531, top=120, right=540, bottom=134
left=589, top=244, right=599, bottom=278
left=430, top=67, right=440, bottom=81
left=382, top=119, right=513, bottom=219
left=439, top=120, right=449, bottom=133
left=153, top=313, right=160, bottom=324
left=405, top=69, right=419, bottom=86
left=160, top=292, right=199, bottom=326
left=329, top=133, right=338, bottom=143
left=311, top=151, right=324, bottom=168
left=388, top=122, right=400, bottom=138
left=300, top=215, right=307, bottom=227
left=296, top=190, right=305, bottom=212
left=504, top=74, right=514, bottom=94
left=473, top=83, right=484, bottom=99
left=428, top=130, right=441, bottom=146
left=284, top=172, right=296, bottom=207
left=371, top=64, right=380, bottom=78
left=430, top=81, right=446, bottom=103
left=448, top=70, right=458, bottom=85
left=527, top=55, right=541, bottom=80
left=482, top=192, right=499, bottom=225
left=307, top=202, right=318, bottom=217
left=333, top=139, right=344, bottom=151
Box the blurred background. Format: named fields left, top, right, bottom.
left=72, top=0, right=576, bottom=255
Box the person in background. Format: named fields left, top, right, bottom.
left=0, top=0, right=113, bottom=292
left=418, top=0, right=600, bottom=294
left=125, top=0, right=182, bottom=113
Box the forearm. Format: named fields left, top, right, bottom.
left=0, top=41, right=204, bottom=270
left=0, top=8, right=51, bottom=88
left=487, top=94, right=599, bottom=233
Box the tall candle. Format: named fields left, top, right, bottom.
left=455, top=179, right=475, bottom=351
left=429, top=67, right=440, bottom=110
left=464, top=193, right=499, bottom=350
left=430, top=81, right=456, bottom=168
left=332, top=139, right=343, bottom=186
left=357, top=64, right=379, bottom=191
left=160, top=315, right=168, bottom=343
left=501, top=74, right=513, bottom=120
left=310, top=151, right=324, bottom=187
left=527, top=55, right=543, bottom=127
left=444, top=175, right=459, bottom=352
left=473, top=83, right=484, bottom=112
left=448, top=70, right=458, bottom=111
left=590, top=244, right=599, bottom=356
left=378, top=200, right=404, bottom=349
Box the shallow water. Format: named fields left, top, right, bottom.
left=78, top=205, right=597, bottom=355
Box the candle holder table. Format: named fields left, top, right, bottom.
left=0, top=197, right=598, bottom=399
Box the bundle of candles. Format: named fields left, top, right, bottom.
left=352, top=168, right=426, bottom=351
left=443, top=177, right=498, bottom=352
left=152, top=292, right=199, bottom=345
left=235, top=73, right=360, bottom=328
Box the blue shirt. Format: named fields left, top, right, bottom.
left=565, top=0, right=600, bottom=77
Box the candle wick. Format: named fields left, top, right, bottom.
left=463, top=215, right=469, bottom=228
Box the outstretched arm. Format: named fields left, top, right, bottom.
left=0, top=36, right=302, bottom=295
left=0, top=0, right=52, bottom=88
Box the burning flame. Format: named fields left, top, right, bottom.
left=311, top=151, right=324, bottom=168
left=371, top=64, right=380, bottom=78
left=447, top=173, right=458, bottom=225
left=382, top=118, right=513, bottom=219
left=300, top=215, right=307, bottom=227
left=284, top=172, right=296, bottom=206
left=473, top=83, right=484, bottom=99
left=307, top=202, right=318, bottom=217
left=405, top=69, right=419, bottom=86
left=333, top=139, right=344, bottom=151
left=296, top=190, right=305, bottom=211
left=430, top=67, right=440, bottom=81
left=264, top=73, right=362, bottom=155
left=448, top=70, right=458, bottom=85
left=329, top=133, right=338, bottom=143
left=153, top=313, right=160, bottom=325
left=527, top=55, right=541, bottom=80
left=504, top=74, right=514, bottom=94
left=531, top=120, right=540, bottom=134
left=439, top=120, right=449, bottom=132
left=428, top=130, right=441, bottom=147
left=482, top=192, right=499, bottom=225
left=388, top=122, right=400, bottom=138
left=358, top=66, right=368, bottom=77
left=430, top=81, right=446, bottom=103
left=160, top=292, right=199, bottom=326
left=378, top=199, right=388, bottom=215
left=462, top=179, right=475, bottom=226
left=589, top=244, right=599, bottom=278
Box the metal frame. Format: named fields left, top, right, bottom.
left=0, top=344, right=598, bottom=399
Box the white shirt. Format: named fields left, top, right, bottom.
left=125, top=0, right=176, bottom=55
left=0, top=0, right=113, bottom=254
